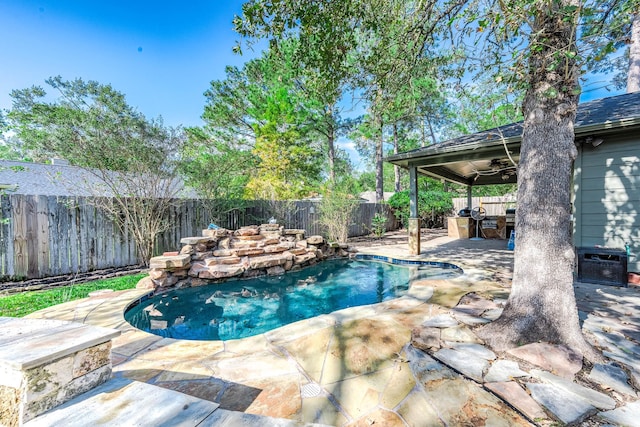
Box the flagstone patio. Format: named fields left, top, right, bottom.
left=23, top=235, right=640, bottom=426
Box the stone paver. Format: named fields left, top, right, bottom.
left=325, top=368, right=394, bottom=419
left=589, top=363, right=638, bottom=397
left=201, top=408, right=322, bottom=426
left=410, top=326, right=441, bottom=351
left=432, top=347, right=489, bottom=382
left=379, top=360, right=416, bottom=409
left=395, top=389, right=444, bottom=426
left=25, top=377, right=220, bottom=427
left=508, top=342, right=583, bottom=379
left=485, top=381, right=547, bottom=422
left=300, top=396, right=347, bottom=426
left=451, top=311, right=491, bottom=325
left=421, top=313, right=458, bottom=328
left=484, top=359, right=529, bottom=382
left=526, top=382, right=596, bottom=424
left=446, top=342, right=496, bottom=360
left=349, top=408, right=407, bottom=427
left=530, top=369, right=616, bottom=410
left=440, top=325, right=483, bottom=343
left=598, top=400, right=640, bottom=427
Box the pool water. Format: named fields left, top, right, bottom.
left=125, top=259, right=460, bottom=341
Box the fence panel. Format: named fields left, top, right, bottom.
left=452, top=196, right=517, bottom=217
left=0, top=195, right=14, bottom=277
left=0, top=195, right=398, bottom=281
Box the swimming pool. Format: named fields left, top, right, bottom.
left=125, top=258, right=461, bottom=341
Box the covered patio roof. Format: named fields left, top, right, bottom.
left=386, top=92, right=640, bottom=186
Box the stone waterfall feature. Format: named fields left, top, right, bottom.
left=140, top=224, right=352, bottom=292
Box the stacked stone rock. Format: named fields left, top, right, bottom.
left=143, top=224, right=349, bottom=292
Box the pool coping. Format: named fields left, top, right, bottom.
left=353, top=253, right=463, bottom=272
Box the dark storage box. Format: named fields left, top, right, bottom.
left=577, top=247, right=628, bottom=286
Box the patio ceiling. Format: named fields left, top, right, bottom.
left=387, top=132, right=522, bottom=186
left=408, top=149, right=520, bottom=186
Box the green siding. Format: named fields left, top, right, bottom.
left=573, top=133, right=640, bottom=274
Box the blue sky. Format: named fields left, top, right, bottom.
left=0, top=0, right=259, bottom=128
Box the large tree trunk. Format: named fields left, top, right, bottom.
left=327, top=126, right=336, bottom=184
left=477, top=0, right=598, bottom=362
left=375, top=115, right=384, bottom=203
left=426, top=115, right=437, bottom=145
left=325, top=105, right=336, bottom=183
left=393, top=123, right=401, bottom=192
left=628, top=13, right=640, bottom=93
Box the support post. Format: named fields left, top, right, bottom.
left=408, top=166, right=420, bottom=255
left=466, top=185, right=473, bottom=209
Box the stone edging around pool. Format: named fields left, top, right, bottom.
left=353, top=253, right=463, bottom=274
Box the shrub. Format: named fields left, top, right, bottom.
left=371, top=212, right=387, bottom=237
left=318, top=184, right=360, bottom=243
left=387, top=189, right=453, bottom=228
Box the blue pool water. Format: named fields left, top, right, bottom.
left=125, top=259, right=461, bottom=341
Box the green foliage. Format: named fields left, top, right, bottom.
left=446, top=86, right=524, bottom=138
left=317, top=182, right=360, bottom=243
left=355, top=170, right=376, bottom=192
left=0, top=110, right=30, bottom=161
left=246, top=84, right=323, bottom=200
left=0, top=273, right=144, bottom=317
left=472, top=184, right=517, bottom=197
left=580, top=2, right=639, bottom=89
left=8, top=76, right=180, bottom=171
left=350, top=115, right=381, bottom=163
left=387, top=188, right=453, bottom=228
left=356, top=164, right=408, bottom=193
left=196, top=41, right=326, bottom=200
left=370, top=213, right=387, bottom=237
left=179, top=128, right=255, bottom=223
left=236, top=0, right=459, bottom=195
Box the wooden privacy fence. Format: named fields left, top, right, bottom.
left=0, top=195, right=397, bottom=280
left=452, top=196, right=517, bottom=216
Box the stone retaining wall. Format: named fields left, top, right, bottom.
left=140, top=224, right=351, bottom=292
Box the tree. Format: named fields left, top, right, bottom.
left=0, top=133, right=31, bottom=161
left=234, top=0, right=632, bottom=361
left=582, top=5, right=640, bottom=92
left=246, top=91, right=322, bottom=200
left=178, top=127, right=255, bottom=224
left=195, top=43, right=327, bottom=201
left=382, top=76, right=451, bottom=190
left=629, top=13, right=640, bottom=91
left=7, top=76, right=185, bottom=265
left=467, top=0, right=596, bottom=358
left=236, top=0, right=459, bottom=202
left=445, top=83, right=523, bottom=138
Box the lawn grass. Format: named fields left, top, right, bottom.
left=0, top=273, right=146, bottom=318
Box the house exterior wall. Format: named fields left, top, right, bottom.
left=573, top=132, right=640, bottom=273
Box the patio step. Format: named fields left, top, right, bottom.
left=24, top=378, right=218, bottom=426
left=25, top=377, right=326, bottom=427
